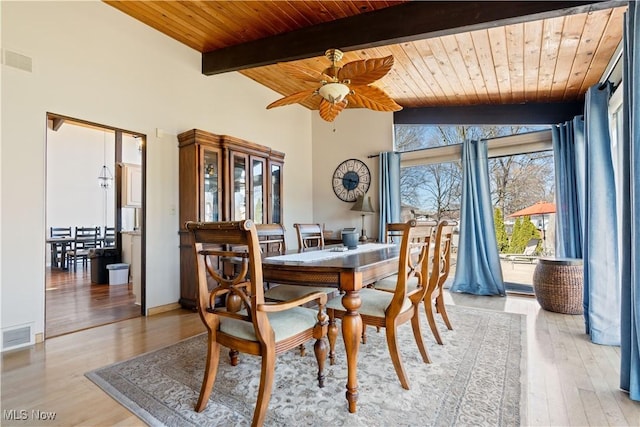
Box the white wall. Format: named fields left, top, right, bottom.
left=311, top=110, right=394, bottom=241
left=46, top=125, right=117, bottom=236
left=46, top=124, right=143, bottom=262
left=1, top=1, right=313, bottom=345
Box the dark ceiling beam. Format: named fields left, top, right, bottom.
left=202, top=0, right=625, bottom=75
left=394, top=102, right=585, bottom=125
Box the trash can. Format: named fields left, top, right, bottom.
left=89, top=248, right=118, bottom=284
left=107, top=263, right=130, bottom=285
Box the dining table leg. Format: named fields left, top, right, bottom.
left=60, top=244, right=68, bottom=270
left=51, top=243, right=60, bottom=269
left=340, top=273, right=363, bottom=413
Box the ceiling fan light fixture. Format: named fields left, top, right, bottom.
left=318, top=82, right=351, bottom=104
left=267, top=48, right=399, bottom=122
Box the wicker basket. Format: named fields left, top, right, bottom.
left=533, top=258, right=584, bottom=314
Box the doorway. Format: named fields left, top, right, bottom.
left=45, top=114, right=146, bottom=338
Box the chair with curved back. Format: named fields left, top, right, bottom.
left=423, top=220, right=456, bottom=344
left=375, top=220, right=456, bottom=345
left=293, top=223, right=324, bottom=249
left=374, top=220, right=438, bottom=290
left=186, top=220, right=328, bottom=427
left=260, top=223, right=336, bottom=308
left=368, top=220, right=436, bottom=341
left=255, top=223, right=287, bottom=253
left=326, top=220, right=432, bottom=390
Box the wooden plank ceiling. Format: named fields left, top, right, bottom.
left=105, top=1, right=626, bottom=111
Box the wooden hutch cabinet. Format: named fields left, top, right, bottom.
left=178, top=129, right=284, bottom=310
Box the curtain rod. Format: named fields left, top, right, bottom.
left=367, top=151, right=399, bottom=159
left=599, top=40, right=623, bottom=88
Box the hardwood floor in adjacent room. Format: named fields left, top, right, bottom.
left=45, top=266, right=141, bottom=338
left=3, top=292, right=639, bottom=426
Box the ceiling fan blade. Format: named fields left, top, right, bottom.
left=307, top=96, right=322, bottom=110
left=347, top=85, right=402, bottom=112
left=319, top=98, right=348, bottom=122
left=266, top=89, right=317, bottom=109
left=338, top=56, right=394, bottom=86
left=278, top=62, right=331, bottom=83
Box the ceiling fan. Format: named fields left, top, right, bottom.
left=266, top=49, right=402, bottom=122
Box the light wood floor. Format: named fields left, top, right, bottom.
left=45, top=266, right=141, bottom=338
left=2, top=292, right=639, bottom=426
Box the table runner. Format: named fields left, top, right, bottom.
left=265, top=243, right=396, bottom=263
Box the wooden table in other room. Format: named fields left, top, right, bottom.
left=46, top=236, right=74, bottom=270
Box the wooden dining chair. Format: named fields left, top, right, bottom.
left=259, top=223, right=333, bottom=296
left=326, top=219, right=432, bottom=390
left=422, top=220, right=456, bottom=344
left=259, top=224, right=335, bottom=357
left=255, top=223, right=288, bottom=293
left=259, top=223, right=335, bottom=296
left=225, top=223, right=335, bottom=305
left=186, top=220, right=328, bottom=427
left=375, top=220, right=438, bottom=290
left=67, top=226, right=100, bottom=271
left=293, top=223, right=324, bottom=249
left=375, top=220, right=455, bottom=345
left=366, top=220, right=436, bottom=341
left=255, top=223, right=287, bottom=253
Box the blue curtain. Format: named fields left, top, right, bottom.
left=583, top=84, right=620, bottom=345
left=378, top=152, right=401, bottom=239
left=552, top=117, right=585, bottom=258
left=450, top=139, right=505, bottom=296
left=620, top=1, right=640, bottom=401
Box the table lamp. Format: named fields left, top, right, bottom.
left=351, top=195, right=375, bottom=242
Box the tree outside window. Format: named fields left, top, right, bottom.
left=395, top=124, right=554, bottom=252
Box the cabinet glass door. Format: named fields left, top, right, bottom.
left=251, top=158, right=266, bottom=224
left=232, top=153, right=248, bottom=220
left=203, top=149, right=220, bottom=221
left=270, top=162, right=282, bottom=224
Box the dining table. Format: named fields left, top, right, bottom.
left=261, top=242, right=400, bottom=413
left=46, top=236, right=75, bottom=270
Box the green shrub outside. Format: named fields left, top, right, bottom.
left=494, top=208, right=509, bottom=252
left=507, top=215, right=541, bottom=254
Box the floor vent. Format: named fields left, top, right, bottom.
left=1, top=49, right=33, bottom=73
left=2, top=325, right=32, bottom=350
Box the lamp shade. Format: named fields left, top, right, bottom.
left=351, top=195, right=375, bottom=213
left=98, top=165, right=113, bottom=189
left=318, top=82, right=351, bottom=104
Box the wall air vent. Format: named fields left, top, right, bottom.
left=1, top=49, right=33, bottom=73
left=2, top=324, right=33, bottom=351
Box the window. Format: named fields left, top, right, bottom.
left=395, top=124, right=557, bottom=291
left=396, top=125, right=553, bottom=216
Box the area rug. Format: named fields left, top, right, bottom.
left=86, top=305, right=526, bottom=427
